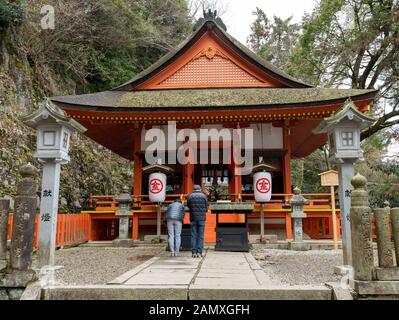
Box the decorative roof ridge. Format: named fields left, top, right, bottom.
left=193, top=9, right=227, bottom=31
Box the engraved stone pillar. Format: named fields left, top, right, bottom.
left=119, top=217, right=129, bottom=240
left=38, top=160, right=62, bottom=268
left=113, top=186, right=134, bottom=248
left=374, top=207, right=393, bottom=268
left=391, top=208, right=399, bottom=267
left=10, top=164, right=38, bottom=272
left=0, top=165, right=38, bottom=289
left=0, top=199, right=10, bottom=260
left=21, top=100, right=87, bottom=269
left=350, top=173, right=374, bottom=281
left=337, top=162, right=355, bottom=266
left=287, top=188, right=310, bottom=251
left=293, top=219, right=304, bottom=242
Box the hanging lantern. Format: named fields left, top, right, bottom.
left=254, top=171, right=272, bottom=202
left=149, top=172, right=166, bottom=203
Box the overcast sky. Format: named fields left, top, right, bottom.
left=194, top=1, right=397, bottom=156
left=214, top=0, right=317, bottom=44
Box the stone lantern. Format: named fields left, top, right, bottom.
left=313, top=100, right=374, bottom=265
left=113, top=186, right=134, bottom=247
left=287, top=187, right=309, bottom=251
left=20, top=100, right=86, bottom=267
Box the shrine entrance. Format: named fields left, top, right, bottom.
left=93, top=219, right=120, bottom=241
left=49, top=11, right=378, bottom=246
left=200, top=164, right=229, bottom=201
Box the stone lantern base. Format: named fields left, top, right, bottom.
left=0, top=269, right=38, bottom=287
left=288, top=241, right=310, bottom=251
left=112, top=239, right=135, bottom=248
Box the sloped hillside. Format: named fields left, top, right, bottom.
left=0, top=0, right=191, bottom=212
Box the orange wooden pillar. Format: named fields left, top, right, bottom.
left=204, top=210, right=217, bottom=244
left=283, top=122, right=293, bottom=240
left=182, top=138, right=195, bottom=196
left=132, top=215, right=139, bottom=241
left=132, top=126, right=142, bottom=240
left=337, top=212, right=342, bottom=240
left=228, top=153, right=243, bottom=224
left=228, top=123, right=243, bottom=201
left=283, top=123, right=292, bottom=195
left=229, top=154, right=242, bottom=200
left=182, top=129, right=195, bottom=195
left=88, top=215, right=93, bottom=241
left=183, top=162, right=194, bottom=195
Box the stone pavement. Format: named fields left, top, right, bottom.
left=109, top=251, right=277, bottom=289
left=192, top=251, right=276, bottom=289
left=106, top=250, right=331, bottom=300
left=41, top=250, right=334, bottom=300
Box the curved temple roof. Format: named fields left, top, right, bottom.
left=49, top=15, right=379, bottom=161
left=50, top=16, right=377, bottom=111
left=52, top=88, right=377, bottom=111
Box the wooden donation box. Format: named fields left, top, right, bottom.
left=210, top=202, right=255, bottom=252
left=180, top=222, right=192, bottom=251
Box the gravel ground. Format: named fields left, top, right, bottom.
left=251, top=248, right=343, bottom=286
left=32, top=246, right=165, bottom=285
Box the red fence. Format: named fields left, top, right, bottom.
left=7, top=214, right=90, bottom=250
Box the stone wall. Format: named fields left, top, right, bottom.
left=350, top=174, right=399, bottom=299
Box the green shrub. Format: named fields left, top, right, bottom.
left=0, top=1, right=24, bottom=29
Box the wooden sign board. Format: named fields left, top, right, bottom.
left=319, top=170, right=339, bottom=251
left=319, top=170, right=339, bottom=187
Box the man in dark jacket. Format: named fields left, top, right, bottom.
left=165, top=199, right=186, bottom=257
left=187, top=185, right=209, bottom=258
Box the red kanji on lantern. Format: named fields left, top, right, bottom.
left=150, top=178, right=164, bottom=194
left=256, top=178, right=270, bottom=194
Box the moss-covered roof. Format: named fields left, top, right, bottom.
left=51, top=87, right=377, bottom=110
left=113, top=19, right=312, bottom=90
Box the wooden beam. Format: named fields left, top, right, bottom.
left=183, top=163, right=194, bottom=194
left=132, top=215, right=139, bottom=241
left=283, top=123, right=292, bottom=194
left=133, top=127, right=143, bottom=197
left=133, top=127, right=142, bottom=241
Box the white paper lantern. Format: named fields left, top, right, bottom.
left=149, top=172, right=166, bottom=203
left=254, top=171, right=272, bottom=202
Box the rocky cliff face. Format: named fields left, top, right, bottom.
left=0, top=26, right=132, bottom=213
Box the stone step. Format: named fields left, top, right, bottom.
left=79, top=241, right=167, bottom=248
left=41, top=285, right=332, bottom=300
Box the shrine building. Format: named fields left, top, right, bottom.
left=50, top=12, right=378, bottom=244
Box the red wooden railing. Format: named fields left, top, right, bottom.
left=87, top=192, right=341, bottom=239
left=87, top=193, right=336, bottom=208
left=7, top=214, right=90, bottom=250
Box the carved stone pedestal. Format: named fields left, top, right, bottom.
left=288, top=241, right=310, bottom=251
left=112, top=239, right=135, bottom=248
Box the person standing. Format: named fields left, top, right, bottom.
left=165, top=198, right=186, bottom=257
left=187, top=185, right=209, bottom=258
